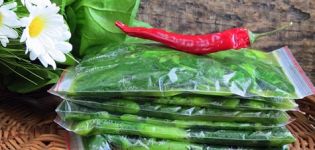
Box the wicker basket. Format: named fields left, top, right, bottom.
left=288, top=96, right=315, bottom=150
left=1, top=96, right=315, bottom=150
left=0, top=99, right=68, bottom=150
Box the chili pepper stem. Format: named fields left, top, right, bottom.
left=249, top=22, right=293, bottom=44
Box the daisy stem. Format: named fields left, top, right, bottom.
left=0, top=60, right=38, bottom=85
left=1, top=48, right=31, bottom=63
left=1, top=47, right=24, bottom=52
left=2, top=58, right=44, bottom=80
left=66, top=53, right=79, bottom=64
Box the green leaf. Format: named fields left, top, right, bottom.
left=6, top=69, right=60, bottom=94
left=0, top=46, right=63, bottom=93
left=70, top=0, right=141, bottom=56
left=59, top=53, right=78, bottom=66
left=51, top=0, right=76, bottom=7
left=65, top=6, right=77, bottom=34
left=131, top=19, right=153, bottom=28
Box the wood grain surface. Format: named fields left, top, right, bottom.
left=137, top=0, right=315, bottom=84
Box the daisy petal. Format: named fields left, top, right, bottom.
left=40, top=53, right=56, bottom=69
left=34, top=0, right=52, bottom=7
left=45, top=4, right=59, bottom=14
left=20, top=30, right=28, bottom=42
left=1, top=2, right=17, bottom=10
left=40, top=34, right=55, bottom=49
left=55, top=42, right=72, bottom=53
left=48, top=49, right=66, bottom=62
left=38, top=55, right=48, bottom=68
left=1, top=26, right=18, bottom=39
left=29, top=51, right=37, bottom=60
left=62, top=31, right=71, bottom=40
left=25, top=1, right=35, bottom=13
left=20, top=17, right=30, bottom=27
left=26, top=39, right=44, bottom=57
left=3, top=15, right=20, bottom=27
left=0, top=37, right=8, bottom=47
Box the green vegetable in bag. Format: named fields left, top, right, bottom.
left=56, top=101, right=287, bottom=130
left=125, top=96, right=297, bottom=111
left=51, top=44, right=314, bottom=99
left=67, top=99, right=289, bottom=124
left=63, top=119, right=294, bottom=147
left=82, top=135, right=289, bottom=150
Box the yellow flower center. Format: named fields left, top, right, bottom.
left=0, top=13, right=3, bottom=26
left=29, top=16, right=45, bottom=38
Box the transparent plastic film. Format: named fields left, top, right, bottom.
left=55, top=117, right=295, bottom=147
left=123, top=96, right=297, bottom=111
left=70, top=134, right=290, bottom=150
left=56, top=100, right=290, bottom=130
left=50, top=44, right=315, bottom=99
left=57, top=99, right=290, bottom=124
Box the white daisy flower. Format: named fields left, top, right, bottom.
left=21, top=0, right=52, bottom=7
left=0, top=0, right=20, bottom=47
left=20, top=1, right=72, bottom=69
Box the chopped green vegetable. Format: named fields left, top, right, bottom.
left=51, top=43, right=299, bottom=99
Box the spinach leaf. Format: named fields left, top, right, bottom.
left=70, top=0, right=140, bottom=56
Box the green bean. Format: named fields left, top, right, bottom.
left=83, top=135, right=289, bottom=150
left=72, top=119, right=295, bottom=147
left=69, top=99, right=289, bottom=124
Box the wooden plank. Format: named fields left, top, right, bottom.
left=138, top=0, right=315, bottom=84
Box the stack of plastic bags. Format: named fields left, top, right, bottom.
left=50, top=44, right=315, bottom=150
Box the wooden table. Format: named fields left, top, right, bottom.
left=138, top=0, right=315, bottom=83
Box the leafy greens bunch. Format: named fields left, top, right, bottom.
left=0, top=0, right=142, bottom=93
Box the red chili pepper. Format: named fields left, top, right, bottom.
left=115, top=21, right=292, bottom=55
